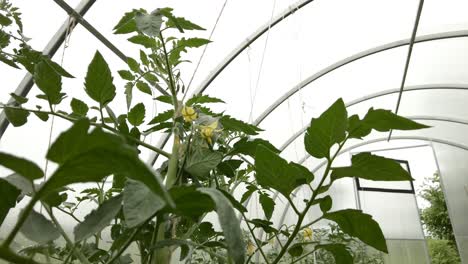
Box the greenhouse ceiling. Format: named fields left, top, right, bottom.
left=0, top=0, right=467, bottom=263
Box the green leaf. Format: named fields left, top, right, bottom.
left=0, top=152, right=44, bottom=180
left=45, top=59, right=75, bottom=78
left=152, top=239, right=190, bottom=261
left=219, top=115, right=262, bottom=135
left=0, top=14, right=12, bottom=26
left=148, top=110, right=173, bottom=125
left=123, top=179, right=165, bottom=228
left=187, top=94, right=224, bottom=106
left=331, top=153, right=413, bottom=182
left=315, top=244, right=353, bottom=264
left=127, top=103, right=145, bottom=126
left=70, top=98, right=89, bottom=117
left=127, top=57, right=140, bottom=72
left=217, top=159, right=243, bottom=178
left=230, top=138, right=279, bottom=157
left=184, top=148, right=223, bottom=180
left=20, top=210, right=60, bottom=244
left=240, top=185, right=257, bottom=203
left=0, top=178, right=20, bottom=226
left=114, top=10, right=141, bottom=34
left=160, top=8, right=205, bottom=32
left=135, top=9, right=163, bottom=37
left=34, top=60, right=63, bottom=104
left=198, top=188, right=246, bottom=264
left=304, top=98, right=347, bottom=159
left=43, top=119, right=173, bottom=207
left=128, top=35, right=156, bottom=49
left=166, top=186, right=214, bottom=219
left=319, top=195, right=332, bottom=213
left=255, top=145, right=314, bottom=197
left=155, top=95, right=172, bottom=105
left=144, top=122, right=172, bottom=134
left=362, top=108, right=430, bottom=132
left=247, top=219, right=277, bottom=233
left=34, top=111, right=49, bottom=122
left=84, top=51, right=116, bottom=106
left=347, top=115, right=371, bottom=139
left=259, top=193, right=275, bottom=220
left=323, top=209, right=387, bottom=252
left=288, top=244, right=304, bottom=257
left=219, top=189, right=247, bottom=213
left=136, top=81, right=152, bottom=95
left=140, top=50, right=149, bottom=66
left=74, top=195, right=123, bottom=242
left=10, top=93, right=28, bottom=104
left=117, top=70, right=134, bottom=81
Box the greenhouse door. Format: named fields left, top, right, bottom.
left=354, top=159, right=431, bottom=264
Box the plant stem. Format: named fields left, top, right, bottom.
left=2, top=195, right=38, bottom=247
left=159, top=31, right=178, bottom=110
left=0, top=105, right=171, bottom=158
left=105, top=225, right=143, bottom=264
left=45, top=205, right=91, bottom=264
left=271, top=140, right=347, bottom=264
left=241, top=213, right=270, bottom=264
left=0, top=247, right=43, bottom=264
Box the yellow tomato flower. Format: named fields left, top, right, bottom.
left=247, top=241, right=256, bottom=255
left=200, top=120, right=218, bottom=145
left=303, top=227, right=313, bottom=240
left=182, top=106, right=197, bottom=122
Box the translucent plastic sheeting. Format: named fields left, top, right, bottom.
left=433, top=143, right=468, bottom=263
left=384, top=239, right=431, bottom=264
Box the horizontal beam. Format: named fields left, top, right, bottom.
left=279, top=84, right=468, bottom=151
left=253, top=30, right=468, bottom=126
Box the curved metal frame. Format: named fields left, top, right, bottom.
left=253, top=30, right=468, bottom=126
left=275, top=136, right=468, bottom=231
left=193, top=0, right=317, bottom=95
left=279, top=84, right=468, bottom=151
left=150, top=31, right=468, bottom=165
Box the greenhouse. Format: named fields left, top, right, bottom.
left=0, top=0, right=467, bottom=263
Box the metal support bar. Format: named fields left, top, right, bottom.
left=275, top=136, right=468, bottom=231
left=253, top=30, right=468, bottom=126
left=0, top=0, right=97, bottom=139
left=279, top=84, right=468, bottom=152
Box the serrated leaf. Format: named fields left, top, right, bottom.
left=42, top=119, right=172, bottom=207
left=160, top=8, right=205, bottom=32
left=155, top=95, right=172, bottom=105
left=304, top=98, right=347, bottom=159
left=148, top=110, right=173, bottom=125
left=217, top=159, right=243, bottom=178
left=127, top=57, right=140, bottom=72
left=34, top=111, right=49, bottom=121
left=247, top=219, right=277, bottom=233
left=184, top=149, right=223, bottom=180
left=219, top=189, right=247, bottom=213
left=219, top=115, right=262, bottom=135
left=0, top=178, right=21, bottom=226
left=123, top=180, right=165, bottom=228
left=136, top=81, right=152, bottom=95
left=198, top=188, right=245, bottom=264
left=240, top=185, right=257, bottom=203
left=186, top=94, right=224, bottom=106
left=84, top=51, right=116, bottom=106
left=144, top=122, right=172, bottom=134
left=34, top=60, right=63, bottom=104
left=140, top=50, right=149, bottom=66
left=259, top=193, right=275, bottom=220
left=230, top=138, right=279, bottom=157
left=288, top=244, right=303, bottom=257
left=0, top=152, right=43, bottom=180
left=127, top=103, right=145, bottom=126
left=118, top=70, right=134, bottom=81
left=323, top=209, right=387, bottom=252
left=255, top=145, right=314, bottom=197
left=128, top=35, right=156, bottom=49
left=316, top=244, right=353, bottom=264
left=0, top=14, right=12, bottom=26
left=331, top=153, right=413, bottom=182
left=70, top=98, right=89, bottom=117
left=363, top=108, right=430, bottom=132
left=9, top=93, right=28, bottom=104
left=20, top=210, right=60, bottom=244
left=135, top=9, right=163, bottom=37
left=114, top=10, right=141, bottom=34
left=74, top=195, right=122, bottom=241
left=166, top=186, right=214, bottom=219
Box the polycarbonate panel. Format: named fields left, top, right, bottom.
left=384, top=239, right=431, bottom=264
left=433, top=143, right=468, bottom=263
